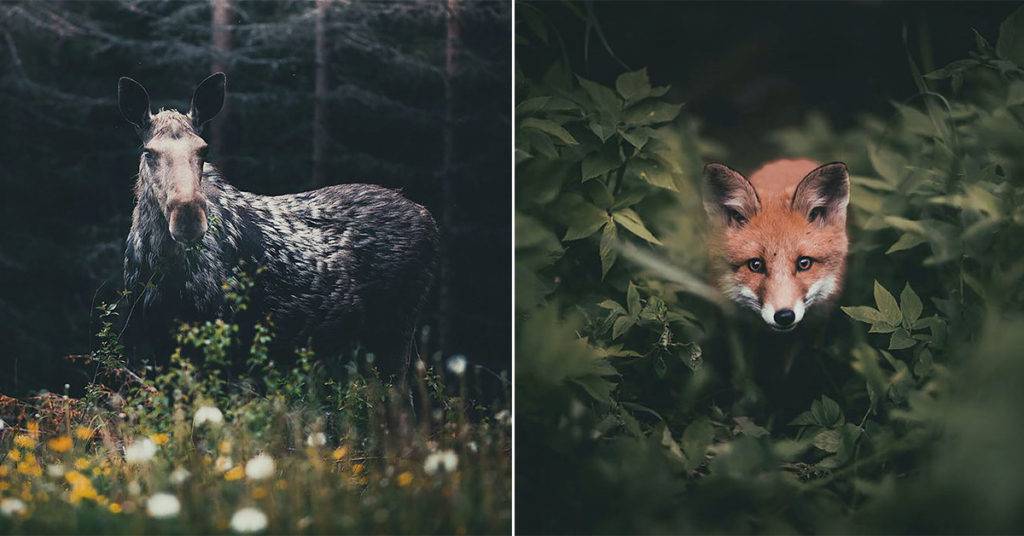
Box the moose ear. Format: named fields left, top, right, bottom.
left=703, top=163, right=760, bottom=227
left=791, top=162, right=850, bottom=226
left=189, top=72, right=226, bottom=131
left=118, top=77, right=151, bottom=129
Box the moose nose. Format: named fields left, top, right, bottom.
left=774, top=309, right=796, bottom=327
left=168, top=202, right=207, bottom=244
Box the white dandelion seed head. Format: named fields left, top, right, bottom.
left=467, top=441, right=478, bottom=453
left=193, top=406, right=224, bottom=427
left=169, top=467, right=191, bottom=485
left=244, top=454, right=276, bottom=481
left=127, top=480, right=142, bottom=497
left=145, top=492, right=181, bottom=519
left=0, top=498, right=26, bottom=517
left=47, top=463, right=65, bottom=478
left=306, top=432, right=327, bottom=447
left=124, top=437, right=158, bottom=464
left=423, top=449, right=459, bottom=475
left=214, top=456, right=234, bottom=473
left=446, top=355, right=467, bottom=376
left=230, top=507, right=269, bottom=533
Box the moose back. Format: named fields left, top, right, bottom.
left=117, top=73, right=438, bottom=381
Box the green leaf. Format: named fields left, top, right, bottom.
left=733, top=416, right=769, bottom=438
left=867, top=143, right=908, bottom=183
left=619, top=127, right=652, bottom=149
left=559, top=195, right=609, bottom=241
left=811, top=395, right=844, bottom=428
left=900, top=284, right=923, bottom=327
left=615, top=68, right=652, bottom=102
left=869, top=322, right=900, bottom=334
left=611, top=315, right=634, bottom=340
left=520, top=117, right=578, bottom=145
left=841, top=306, right=883, bottom=324
left=597, top=299, right=626, bottom=314
left=997, top=5, right=1024, bottom=66
left=874, top=281, right=902, bottom=325
left=623, top=101, right=683, bottom=126
left=889, top=329, right=916, bottom=350
left=612, top=208, right=662, bottom=245
left=599, top=221, right=618, bottom=278
left=681, top=418, right=714, bottom=471
left=789, top=411, right=816, bottom=426
left=572, top=376, right=616, bottom=405
left=582, top=142, right=622, bottom=180
left=626, top=282, right=641, bottom=317
left=577, top=76, right=623, bottom=116
left=886, top=232, right=927, bottom=254
left=813, top=429, right=842, bottom=453
left=625, top=158, right=678, bottom=191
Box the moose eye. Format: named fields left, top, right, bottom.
left=747, top=258, right=765, bottom=273
left=141, top=150, right=154, bottom=162
left=797, top=256, right=813, bottom=271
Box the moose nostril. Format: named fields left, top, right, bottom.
left=774, top=309, right=796, bottom=326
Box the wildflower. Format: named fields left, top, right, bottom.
left=124, top=438, right=158, bottom=464
left=170, top=467, right=191, bottom=485
left=47, top=463, right=65, bottom=478
left=215, top=456, right=234, bottom=472
left=495, top=409, right=511, bottom=426
left=230, top=507, right=268, bottom=533
left=8, top=449, right=21, bottom=462
left=0, top=466, right=7, bottom=477
left=149, top=433, right=170, bottom=446
left=73, top=458, right=90, bottom=470
left=26, top=421, right=39, bottom=438
left=306, top=432, right=327, bottom=447
left=145, top=492, right=181, bottom=519
left=0, top=497, right=26, bottom=517
left=351, top=463, right=364, bottom=475
left=219, top=440, right=233, bottom=454
left=423, top=450, right=458, bottom=475
left=17, top=454, right=43, bottom=477
left=224, top=466, right=245, bottom=481
left=251, top=486, right=269, bottom=500
left=127, top=480, right=142, bottom=497
left=331, top=446, right=349, bottom=461
left=13, top=435, right=36, bottom=449
left=74, top=426, right=94, bottom=440
left=245, top=454, right=275, bottom=481
left=397, top=471, right=414, bottom=487
left=193, top=406, right=224, bottom=427
left=47, top=435, right=73, bottom=453
left=446, top=354, right=467, bottom=376
left=109, top=502, right=122, bottom=514
left=467, top=441, right=478, bottom=453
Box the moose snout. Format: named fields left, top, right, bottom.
left=167, top=200, right=208, bottom=244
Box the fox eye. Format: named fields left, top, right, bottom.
left=747, top=258, right=765, bottom=273
left=797, top=257, right=813, bottom=271
left=727, top=209, right=747, bottom=225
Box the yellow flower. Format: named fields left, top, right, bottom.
left=251, top=486, right=269, bottom=500
left=397, top=471, right=414, bottom=487
left=331, top=446, right=349, bottom=461
left=224, top=466, right=245, bottom=481
left=17, top=455, right=42, bottom=477
left=13, top=435, right=36, bottom=449
left=7, top=449, right=21, bottom=461
left=0, top=465, right=9, bottom=477
left=149, top=433, right=170, bottom=446
left=47, top=436, right=73, bottom=453
left=109, top=502, right=122, bottom=514
left=91, top=467, right=102, bottom=477
left=74, top=458, right=90, bottom=471
left=26, top=422, right=39, bottom=438
left=0, top=482, right=9, bottom=492
left=65, top=470, right=99, bottom=503
left=74, top=427, right=95, bottom=441
left=351, top=463, right=364, bottom=475
left=218, top=440, right=232, bottom=454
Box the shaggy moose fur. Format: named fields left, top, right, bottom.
left=118, top=74, right=438, bottom=380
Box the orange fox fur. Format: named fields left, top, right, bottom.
left=703, top=159, right=850, bottom=331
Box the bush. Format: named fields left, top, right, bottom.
left=516, top=6, right=1024, bottom=533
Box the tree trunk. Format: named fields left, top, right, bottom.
left=438, top=0, right=460, bottom=356
left=312, top=0, right=330, bottom=186
left=209, top=0, right=232, bottom=151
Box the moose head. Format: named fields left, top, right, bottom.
left=118, top=73, right=226, bottom=244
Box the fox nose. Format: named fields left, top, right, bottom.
left=774, top=309, right=796, bottom=327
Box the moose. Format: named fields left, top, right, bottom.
left=117, top=73, right=438, bottom=384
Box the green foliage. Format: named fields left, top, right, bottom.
left=517, top=6, right=1024, bottom=533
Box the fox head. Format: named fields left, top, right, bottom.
left=703, top=159, right=850, bottom=332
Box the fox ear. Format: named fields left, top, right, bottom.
left=792, top=162, right=850, bottom=226
left=703, top=163, right=760, bottom=227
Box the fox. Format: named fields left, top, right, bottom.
left=703, top=159, right=850, bottom=332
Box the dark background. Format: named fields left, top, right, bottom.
left=520, top=1, right=1020, bottom=169
left=0, top=1, right=510, bottom=395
